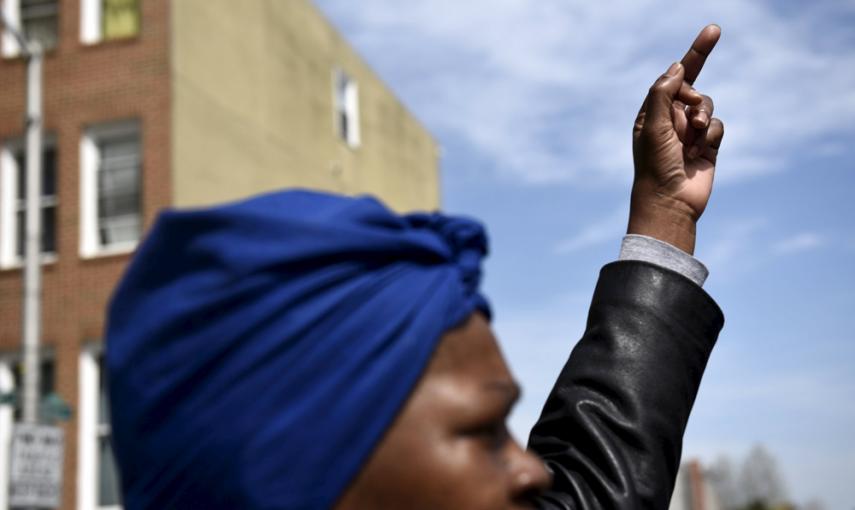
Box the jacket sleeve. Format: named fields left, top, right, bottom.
left=529, top=260, right=724, bottom=509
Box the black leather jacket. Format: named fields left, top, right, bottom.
left=529, top=261, right=724, bottom=509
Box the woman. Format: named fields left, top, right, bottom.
left=107, top=25, right=725, bottom=510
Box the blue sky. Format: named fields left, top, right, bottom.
left=312, top=1, right=855, bottom=508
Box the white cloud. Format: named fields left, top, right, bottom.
left=772, top=232, right=825, bottom=255
left=697, top=223, right=828, bottom=275
left=315, top=0, right=855, bottom=186
left=553, top=205, right=628, bottom=254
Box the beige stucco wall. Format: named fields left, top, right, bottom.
left=170, top=0, right=440, bottom=213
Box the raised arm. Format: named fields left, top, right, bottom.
left=529, top=25, right=726, bottom=509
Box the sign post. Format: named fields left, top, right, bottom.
left=0, top=0, right=45, bottom=431
left=0, top=11, right=62, bottom=510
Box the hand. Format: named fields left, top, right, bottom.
left=629, top=25, right=724, bottom=254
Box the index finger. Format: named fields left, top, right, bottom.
left=680, top=24, right=721, bottom=85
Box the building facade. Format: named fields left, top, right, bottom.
left=0, top=1, right=439, bottom=508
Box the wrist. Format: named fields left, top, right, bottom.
left=628, top=190, right=697, bottom=254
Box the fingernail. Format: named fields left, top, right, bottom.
left=692, top=114, right=708, bottom=128
left=667, top=62, right=682, bottom=76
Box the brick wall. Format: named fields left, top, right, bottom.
left=0, top=0, right=171, bottom=507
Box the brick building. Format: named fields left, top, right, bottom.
left=0, top=1, right=439, bottom=508
left=670, top=460, right=726, bottom=510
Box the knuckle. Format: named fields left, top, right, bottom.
left=689, top=94, right=713, bottom=113
left=709, top=119, right=725, bottom=148
left=649, top=77, right=669, bottom=94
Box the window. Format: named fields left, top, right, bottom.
left=10, top=356, right=55, bottom=421
left=0, top=354, right=55, bottom=509
left=1, top=0, right=59, bottom=57
left=20, top=0, right=58, bottom=48
left=333, top=69, right=361, bottom=148
left=78, top=347, right=122, bottom=510
left=81, top=0, right=140, bottom=45
left=0, top=138, right=58, bottom=269
left=80, top=120, right=142, bottom=258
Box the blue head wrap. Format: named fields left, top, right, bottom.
left=106, top=189, right=491, bottom=510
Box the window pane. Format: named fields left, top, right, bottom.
left=103, top=0, right=140, bottom=40
left=98, top=436, right=122, bottom=506
left=337, top=79, right=348, bottom=101
left=339, top=112, right=349, bottom=142
left=15, top=153, right=25, bottom=201
left=14, top=207, right=58, bottom=258
left=42, top=204, right=57, bottom=254
left=21, top=0, right=58, bottom=50
left=41, top=358, right=54, bottom=396
left=333, top=71, right=358, bottom=146
left=15, top=206, right=57, bottom=258
left=14, top=146, right=58, bottom=200
left=335, top=73, right=349, bottom=142
left=15, top=210, right=24, bottom=259
left=98, top=215, right=141, bottom=246
left=13, top=146, right=58, bottom=256
left=96, top=354, right=122, bottom=506
left=11, top=358, right=55, bottom=421
left=43, top=148, right=57, bottom=196
left=97, top=355, right=109, bottom=426
left=97, top=135, right=141, bottom=247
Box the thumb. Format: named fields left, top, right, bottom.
left=645, top=62, right=685, bottom=129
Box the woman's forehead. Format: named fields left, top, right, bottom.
left=427, top=312, right=513, bottom=381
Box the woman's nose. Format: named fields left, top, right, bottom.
left=509, top=442, right=552, bottom=500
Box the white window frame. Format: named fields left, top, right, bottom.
left=80, top=0, right=101, bottom=44
left=332, top=68, right=361, bottom=148
left=78, top=344, right=122, bottom=510
left=79, top=119, right=141, bottom=259
left=1, top=0, right=23, bottom=57
left=0, top=136, right=58, bottom=269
